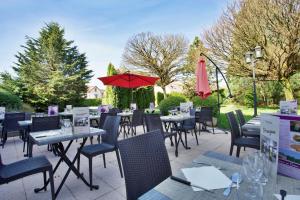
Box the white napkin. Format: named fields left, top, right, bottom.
left=274, top=194, right=300, bottom=200
left=181, top=166, right=232, bottom=191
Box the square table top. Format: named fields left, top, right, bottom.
left=117, top=112, right=133, bottom=117
left=160, top=115, right=194, bottom=122
left=29, top=127, right=105, bottom=146
left=139, top=152, right=300, bottom=200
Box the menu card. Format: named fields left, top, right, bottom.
left=180, top=102, right=191, bottom=116
left=98, top=105, right=109, bottom=113
left=149, top=102, right=155, bottom=110
left=66, top=105, right=72, bottom=112
left=260, top=114, right=280, bottom=180
left=48, top=105, right=58, bottom=116
left=73, top=107, right=90, bottom=134
left=277, top=114, right=300, bottom=180
left=280, top=100, right=297, bottom=115
left=0, top=107, right=5, bottom=119
left=130, top=103, right=137, bottom=111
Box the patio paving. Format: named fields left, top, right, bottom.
left=0, top=127, right=253, bottom=200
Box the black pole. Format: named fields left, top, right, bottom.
left=252, top=61, right=258, bottom=117
left=215, top=66, right=220, bottom=115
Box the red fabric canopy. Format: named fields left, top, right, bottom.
left=98, top=72, right=159, bottom=88
left=195, top=58, right=211, bottom=99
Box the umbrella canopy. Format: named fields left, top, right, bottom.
left=195, top=58, right=211, bottom=99
left=98, top=72, right=159, bottom=88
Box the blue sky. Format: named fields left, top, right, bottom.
left=0, top=0, right=229, bottom=88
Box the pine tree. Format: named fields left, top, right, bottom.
left=12, top=22, right=93, bottom=110
left=103, top=63, right=117, bottom=105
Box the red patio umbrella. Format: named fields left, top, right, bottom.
left=195, top=58, right=211, bottom=99
left=98, top=72, right=159, bottom=104
left=98, top=72, right=159, bottom=88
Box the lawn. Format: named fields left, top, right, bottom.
left=217, top=104, right=282, bottom=130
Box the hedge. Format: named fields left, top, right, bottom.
left=159, top=95, right=186, bottom=115
left=80, top=98, right=102, bottom=106
left=192, top=94, right=219, bottom=117
left=0, top=88, right=22, bottom=110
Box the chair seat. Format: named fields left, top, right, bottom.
left=81, top=143, right=115, bottom=157
left=0, top=156, right=51, bottom=182
left=234, top=137, right=260, bottom=149
left=242, top=130, right=260, bottom=138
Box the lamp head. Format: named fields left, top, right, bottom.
left=245, top=51, right=253, bottom=64
left=254, top=46, right=263, bottom=59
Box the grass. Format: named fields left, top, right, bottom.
left=217, top=104, right=283, bottom=130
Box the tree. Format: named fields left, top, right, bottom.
left=9, top=22, right=93, bottom=109
left=102, top=63, right=117, bottom=105
left=205, top=0, right=300, bottom=100
left=123, top=32, right=188, bottom=97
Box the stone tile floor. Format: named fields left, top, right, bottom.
left=0, top=127, right=253, bottom=200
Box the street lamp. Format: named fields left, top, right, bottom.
left=245, top=46, right=263, bottom=117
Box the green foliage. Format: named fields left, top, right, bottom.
left=159, top=95, right=186, bottom=115
left=6, top=22, right=93, bottom=111
left=80, top=98, right=102, bottom=107
left=192, top=94, right=219, bottom=117
left=168, top=92, right=188, bottom=100
left=0, top=88, right=22, bottom=110
left=103, top=63, right=118, bottom=105
left=156, top=92, right=164, bottom=105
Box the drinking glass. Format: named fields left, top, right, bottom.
left=242, top=152, right=264, bottom=199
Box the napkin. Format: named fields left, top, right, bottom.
left=274, top=194, right=300, bottom=200
left=181, top=166, right=232, bottom=191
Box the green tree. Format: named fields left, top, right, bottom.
left=102, top=63, right=117, bottom=105
left=123, top=32, right=188, bottom=98
left=205, top=0, right=300, bottom=100
left=7, top=22, right=93, bottom=110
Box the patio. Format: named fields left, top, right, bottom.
left=0, top=127, right=252, bottom=200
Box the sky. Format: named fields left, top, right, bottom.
left=0, top=0, right=230, bottom=88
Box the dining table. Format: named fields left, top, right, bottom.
left=28, top=127, right=106, bottom=199
left=241, top=116, right=261, bottom=135
left=138, top=151, right=300, bottom=200
left=160, top=115, right=195, bottom=156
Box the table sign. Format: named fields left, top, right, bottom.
left=260, top=114, right=280, bottom=180
left=130, top=103, right=137, bottom=111
left=149, top=102, right=155, bottom=110
left=277, top=114, right=300, bottom=180
left=280, top=100, right=297, bottom=115
left=73, top=107, right=90, bottom=134
left=98, top=105, right=109, bottom=113
left=180, top=102, right=192, bottom=116
left=0, top=107, right=5, bottom=119
left=66, top=105, right=72, bottom=112
left=48, top=105, right=58, bottom=116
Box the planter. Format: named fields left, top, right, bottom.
left=206, top=117, right=218, bottom=127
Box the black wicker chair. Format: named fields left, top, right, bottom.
left=118, top=130, right=172, bottom=200
left=28, top=116, right=60, bottom=156
left=0, top=154, right=55, bottom=200
left=129, top=109, right=145, bottom=136
left=195, top=107, right=215, bottom=134
left=77, top=115, right=123, bottom=190
left=226, top=112, right=260, bottom=157
left=1, top=112, right=25, bottom=148
left=144, top=114, right=178, bottom=152
left=235, top=109, right=260, bottom=138
left=109, top=108, right=121, bottom=114
left=175, top=108, right=198, bottom=147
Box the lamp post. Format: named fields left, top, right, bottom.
left=245, top=46, right=263, bottom=117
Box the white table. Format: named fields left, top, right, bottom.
left=29, top=127, right=105, bottom=198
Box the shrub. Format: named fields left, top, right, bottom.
left=169, top=92, right=188, bottom=100
left=192, top=94, right=219, bottom=117
left=0, top=88, right=22, bottom=110
left=159, top=96, right=186, bottom=115
left=80, top=98, right=102, bottom=107
left=156, top=92, right=164, bottom=105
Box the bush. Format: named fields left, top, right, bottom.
left=159, top=96, right=186, bottom=115
left=0, top=88, right=22, bottom=110
left=192, top=94, right=219, bottom=117
left=156, top=92, right=164, bottom=105
left=169, top=92, right=188, bottom=100
left=80, top=98, right=102, bottom=107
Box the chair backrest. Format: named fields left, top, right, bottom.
left=190, top=108, right=196, bottom=116
left=99, top=112, right=117, bottom=129
left=3, top=112, right=25, bottom=132
left=109, top=108, right=121, bottom=114
left=196, top=107, right=213, bottom=122
left=31, top=116, right=60, bottom=132
left=226, top=112, right=241, bottom=143
left=131, top=109, right=144, bottom=126
left=118, top=130, right=172, bottom=200
left=144, top=114, right=164, bottom=133
left=235, top=109, right=246, bottom=126
left=101, top=115, right=121, bottom=146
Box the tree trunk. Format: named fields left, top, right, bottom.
left=282, top=78, right=294, bottom=100
left=162, top=86, right=167, bottom=98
